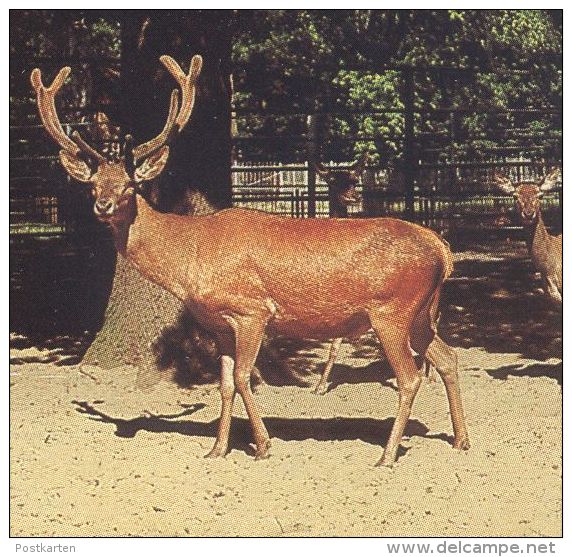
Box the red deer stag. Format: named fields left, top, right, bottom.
left=494, top=169, right=562, bottom=306
left=32, top=57, right=469, bottom=466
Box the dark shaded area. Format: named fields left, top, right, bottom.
left=315, top=359, right=389, bottom=394
left=10, top=235, right=115, bottom=338
left=486, top=361, right=562, bottom=385
left=152, top=309, right=311, bottom=387
left=152, top=310, right=220, bottom=386
left=439, top=246, right=562, bottom=362
left=72, top=400, right=451, bottom=459
left=120, top=11, right=234, bottom=210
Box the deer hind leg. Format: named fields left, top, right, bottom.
left=410, top=288, right=470, bottom=452
left=424, top=361, right=439, bottom=383
left=368, top=309, right=423, bottom=467
left=314, top=337, right=343, bottom=395
left=250, top=366, right=265, bottom=393
left=426, top=335, right=470, bottom=451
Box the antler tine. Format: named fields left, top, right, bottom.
left=540, top=166, right=562, bottom=192
left=30, top=67, right=81, bottom=154
left=160, top=54, right=203, bottom=131
left=71, top=130, right=106, bottom=163
left=132, top=55, right=202, bottom=163
left=132, top=89, right=179, bottom=163
left=123, top=134, right=136, bottom=178
left=315, top=161, right=329, bottom=177
left=492, top=171, right=515, bottom=195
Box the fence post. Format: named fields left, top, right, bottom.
left=402, top=67, right=416, bottom=221
left=306, top=110, right=319, bottom=218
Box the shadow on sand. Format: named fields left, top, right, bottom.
left=72, top=400, right=453, bottom=459
left=439, top=253, right=561, bottom=363
left=485, top=360, right=562, bottom=384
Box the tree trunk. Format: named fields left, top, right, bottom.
left=83, top=12, right=234, bottom=386
left=120, top=11, right=233, bottom=209
left=83, top=255, right=186, bottom=388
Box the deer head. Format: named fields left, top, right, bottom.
left=31, top=55, right=203, bottom=225
left=316, top=153, right=368, bottom=206
left=493, top=168, right=561, bottom=226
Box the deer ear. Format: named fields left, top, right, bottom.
left=315, top=162, right=330, bottom=178
left=540, top=168, right=561, bottom=192
left=349, top=153, right=368, bottom=176
left=492, top=173, right=514, bottom=195
left=59, top=150, right=93, bottom=182
left=134, top=146, right=170, bottom=183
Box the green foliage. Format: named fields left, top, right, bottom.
left=10, top=11, right=120, bottom=126
left=11, top=10, right=562, bottom=163
left=232, top=9, right=561, bottom=163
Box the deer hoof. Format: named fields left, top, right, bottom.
left=204, top=445, right=228, bottom=459
left=453, top=437, right=471, bottom=451
left=254, top=440, right=272, bottom=460
left=313, top=383, right=329, bottom=395
left=375, top=452, right=397, bottom=468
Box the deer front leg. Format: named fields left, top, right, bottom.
left=231, top=315, right=272, bottom=460
left=205, top=335, right=236, bottom=458
left=543, top=276, right=562, bottom=307
left=314, top=337, right=343, bottom=395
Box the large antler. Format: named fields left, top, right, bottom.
left=132, top=54, right=203, bottom=163
left=30, top=66, right=105, bottom=164
left=540, top=167, right=562, bottom=192
left=492, top=172, right=515, bottom=195
left=31, top=67, right=79, bottom=154
left=32, top=54, right=203, bottom=174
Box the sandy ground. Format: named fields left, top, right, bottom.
left=10, top=339, right=561, bottom=537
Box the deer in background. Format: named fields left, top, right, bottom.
left=314, top=155, right=439, bottom=392
left=316, top=154, right=366, bottom=218
left=494, top=169, right=562, bottom=306
left=32, top=57, right=469, bottom=467
left=312, top=155, right=366, bottom=394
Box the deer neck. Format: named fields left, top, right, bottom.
left=110, top=194, right=199, bottom=298
left=329, top=191, right=348, bottom=218
left=524, top=211, right=549, bottom=262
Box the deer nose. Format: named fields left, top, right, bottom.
left=94, top=197, right=115, bottom=216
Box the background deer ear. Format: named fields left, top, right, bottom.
left=492, top=173, right=515, bottom=195
left=59, top=150, right=93, bottom=182
left=349, top=153, right=368, bottom=176
left=540, top=167, right=562, bottom=192
left=315, top=162, right=330, bottom=178
left=134, top=146, right=170, bottom=183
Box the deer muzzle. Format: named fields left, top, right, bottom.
left=340, top=187, right=362, bottom=205
left=520, top=210, right=537, bottom=225
left=94, top=197, right=116, bottom=218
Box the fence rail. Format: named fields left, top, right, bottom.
left=10, top=57, right=561, bottom=234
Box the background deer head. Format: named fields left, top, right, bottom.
left=31, top=55, right=203, bottom=224
left=316, top=153, right=368, bottom=206
left=493, top=167, right=561, bottom=226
